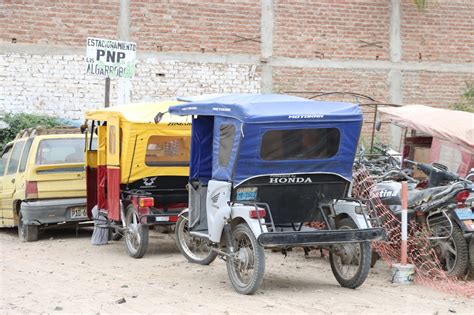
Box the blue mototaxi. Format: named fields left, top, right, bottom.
left=168, top=94, right=385, bottom=295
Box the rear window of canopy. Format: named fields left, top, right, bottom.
left=145, top=136, right=190, bottom=167
left=260, top=128, right=340, bottom=161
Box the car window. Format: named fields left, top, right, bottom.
left=35, top=138, right=85, bottom=165
left=18, top=138, right=33, bottom=173
left=260, top=128, right=340, bottom=161
left=0, top=145, right=13, bottom=176
left=6, top=141, right=26, bottom=175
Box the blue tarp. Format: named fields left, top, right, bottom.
left=169, top=94, right=363, bottom=185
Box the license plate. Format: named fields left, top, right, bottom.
left=71, top=207, right=87, bottom=219
left=236, top=187, right=257, bottom=201
left=155, top=216, right=170, bottom=222
left=455, top=208, right=474, bottom=220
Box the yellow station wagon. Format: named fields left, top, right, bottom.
left=0, top=127, right=90, bottom=241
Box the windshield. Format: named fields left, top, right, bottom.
left=35, top=138, right=86, bottom=165
left=260, top=128, right=340, bottom=161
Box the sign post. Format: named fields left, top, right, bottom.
left=104, top=77, right=111, bottom=108
left=391, top=180, right=415, bottom=284
left=85, top=37, right=137, bottom=107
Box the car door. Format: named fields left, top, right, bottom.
left=0, top=144, right=14, bottom=226
left=1, top=141, right=25, bottom=226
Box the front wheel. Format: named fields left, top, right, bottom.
left=18, top=211, right=39, bottom=242
left=329, top=218, right=371, bottom=289
left=175, top=214, right=217, bottom=265
left=226, top=223, right=265, bottom=295
left=124, top=205, right=149, bottom=258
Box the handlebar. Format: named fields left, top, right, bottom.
left=404, top=160, right=462, bottom=185
left=374, top=169, right=418, bottom=183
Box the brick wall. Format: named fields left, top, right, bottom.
left=131, top=59, right=260, bottom=102
left=402, top=71, right=474, bottom=107
left=130, top=0, right=261, bottom=54
left=273, top=67, right=389, bottom=102
left=0, top=53, right=260, bottom=120
left=0, top=54, right=115, bottom=119
left=0, top=0, right=119, bottom=47
left=401, top=0, right=474, bottom=63
left=274, top=0, right=390, bottom=60
left=0, top=0, right=472, bottom=122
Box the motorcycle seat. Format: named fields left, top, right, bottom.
left=407, top=186, right=447, bottom=207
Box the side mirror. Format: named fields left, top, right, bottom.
left=375, top=120, right=382, bottom=131
left=154, top=112, right=167, bottom=124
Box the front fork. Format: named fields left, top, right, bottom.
left=224, top=221, right=235, bottom=254
left=211, top=221, right=236, bottom=261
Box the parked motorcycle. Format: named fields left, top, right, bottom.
left=372, top=161, right=473, bottom=277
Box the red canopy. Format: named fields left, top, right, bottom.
left=379, top=105, right=474, bottom=151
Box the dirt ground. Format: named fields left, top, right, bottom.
left=0, top=226, right=472, bottom=314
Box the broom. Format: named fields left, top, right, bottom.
left=91, top=205, right=109, bottom=245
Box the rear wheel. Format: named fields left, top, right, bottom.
left=18, top=211, right=39, bottom=242
left=175, top=214, right=217, bottom=265
left=329, top=218, right=371, bottom=289
left=433, top=223, right=468, bottom=277
left=226, top=223, right=265, bottom=295
left=124, top=205, right=149, bottom=258
left=469, top=236, right=474, bottom=278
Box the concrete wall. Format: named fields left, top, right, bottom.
left=0, top=0, right=473, bottom=122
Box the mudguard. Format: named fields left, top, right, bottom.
left=178, top=208, right=189, bottom=217
left=333, top=200, right=370, bottom=229
left=230, top=205, right=268, bottom=238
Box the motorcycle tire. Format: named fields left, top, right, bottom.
left=469, top=236, right=474, bottom=279
left=124, top=204, right=149, bottom=259
left=437, top=223, right=469, bottom=278
left=175, top=214, right=217, bottom=265
left=226, top=223, right=265, bottom=295
left=329, top=218, right=372, bottom=289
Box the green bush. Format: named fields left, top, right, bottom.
left=0, top=113, right=62, bottom=152
left=450, top=82, right=474, bottom=113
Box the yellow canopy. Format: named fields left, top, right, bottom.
left=85, top=100, right=192, bottom=183
left=84, top=100, right=190, bottom=124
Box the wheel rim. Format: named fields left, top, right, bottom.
left=436, top=237, right=458, bottom=274
left=125, top=208, right=141, bottom=253
left=332, top=226, right=361, bottom=281
left=432, top=225, right=458, bottom=274
left=230, top=229, right=256, bottom=287
left=177, top=216, right=213, bottom=260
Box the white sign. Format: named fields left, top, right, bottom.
left=86, top=37, right=137, bottom=79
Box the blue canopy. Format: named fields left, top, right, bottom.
left=169, top=94, right=363, bottom=185
left=170, top=93, right=362, bottom=124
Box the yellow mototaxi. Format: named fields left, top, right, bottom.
left=84, top=101, right=191, bottom=258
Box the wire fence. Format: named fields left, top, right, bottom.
left=352, top=165, right=474, bottom=298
